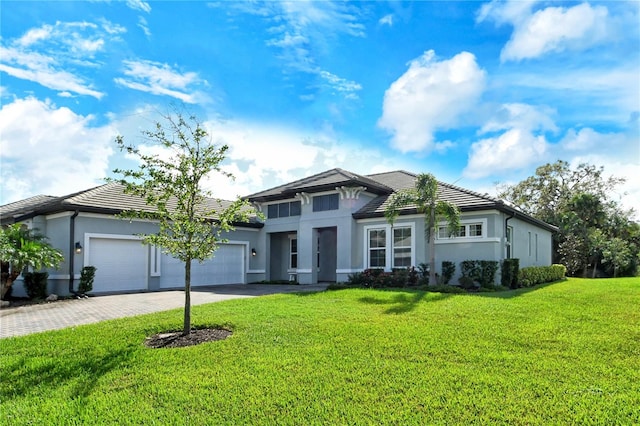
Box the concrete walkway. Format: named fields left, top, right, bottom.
left=0, top=284, right=328, bottom=339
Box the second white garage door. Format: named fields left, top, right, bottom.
left=159, top=244, right=245, bottom=288
left=88, top=237, right=148, bottom=293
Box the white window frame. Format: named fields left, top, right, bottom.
left=435, top=218, right=489, bottom=244
left=363, top=223, right=415, bottom=271
left=392, top=226, right=413, bottom=268
left=288, top=235, right=298, bottom=271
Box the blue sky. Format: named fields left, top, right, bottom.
left=1, top=1, right=639, bottom=216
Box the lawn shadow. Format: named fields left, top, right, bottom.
left=358, top=288, right=452, bottom=314
left=1, top=346, right=137, bottom=401
left=471, top=280, right=566, bottom=299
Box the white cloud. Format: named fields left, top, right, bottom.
left=0, top=97, right=114, bottom=203
left=464, top=103, right=555, bottom=178
left=126, top=0, right=151, bottom=13
left=479, top=103, right=557, bottom=134
left=379, top=14, right=394, bottom=26
left=0, top=46, right=104, bottom=99
left=464, top=129, right=548, bottom=179
left=378, top=50, right=486, bottom=153
left=137, top=17, right=151, bottom=37
left=239, top=1, right=365, bottom=99
left=478, top=1, right=611, bottom=61
left=114, top=60, right=207, bottom=104
left=0, top=20, right=125, bottom=98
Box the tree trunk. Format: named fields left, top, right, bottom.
left=592, top=259, right=598, bottom=278
left=429, top=207, right=437, bottom=286
left=1, top=270, right=20, bottom=300
left=183, top=257, right=192, bottom=336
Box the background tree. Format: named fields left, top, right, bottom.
left=499, top=160, right=638, bottom=277
left=110, top=108, right=254, bottom=336
left=385, top=173, right=460, bottom=285
left=0, top=224, right=64, bottom=299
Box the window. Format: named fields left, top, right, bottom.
left=290, top=238, right=298, bottom=269
left=368, top=229, right=386, bottom=268
left=506, top=226, right=513, bottom=259
left=438, top=222, right=483, bottom=239
left=267, top=201, right=301, bottom=219
left=393, top=227, right=412, bottom=267
left=313, top=194, right=339, bottom=212
left=469, top=224, right=482, bottom=237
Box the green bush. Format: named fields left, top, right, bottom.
left=78, top=266, right=97, bottom=294
left=23, top=272, right=48, bottom=299
left=501, top=258, right=520, bottom=289
left=441, top=261, right=455, bottom=284
left=479, top=261, right=499, bottom=287
left=460, top=260, right=481, bottom=284
left=518, top=264, right=567, bottom=287
left=458, top=275, right=476, bottom=290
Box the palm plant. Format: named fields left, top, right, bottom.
left=385, top=173, right=460, bottom=286
left=0, top=224, right=64, bottom=299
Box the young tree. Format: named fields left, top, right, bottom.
left=0, top=224, right=64, bottom=299
left=110, top=109, right=254, bottom=336
left=384, top=173, right=460, bottom=286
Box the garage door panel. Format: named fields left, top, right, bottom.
left=159, top=244, right=244, bottom=288
left=89, top=238, right=148, bottom=293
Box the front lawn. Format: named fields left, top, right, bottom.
left=1, top=278, right=639, bottom=424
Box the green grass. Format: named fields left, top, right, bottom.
left=1, top=278, right=639, bottom=425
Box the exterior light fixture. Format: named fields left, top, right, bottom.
left=75, top=242, right=82, bottom=254
left=251, top=248, right=257, bottom=257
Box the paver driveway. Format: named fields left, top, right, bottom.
left=0, top=284, right=327, bottom=338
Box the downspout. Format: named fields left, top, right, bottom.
left=68, top=210, right=79, bottom=294
left=505, top=211, right=515, bottom=259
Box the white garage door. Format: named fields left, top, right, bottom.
left=160, top=244, right=245, bottom=288
left=89, top=238, right=148, bottom=293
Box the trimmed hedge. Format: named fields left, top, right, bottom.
left=23, top=272, right=49, bottom=299
left=501, top=258, right=520, bottom=289
left=518, top=264, right=567, bottom=287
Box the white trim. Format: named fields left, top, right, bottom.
left=357, top=213, right=424, bottom=224
left=45, top=211, right=73, bottom=220
left=247, top=269, right=266, bottom=274
left=435, top=237, right=501, bottom=245
left=48, top=274, right=81, bottom=280
left=436, top=218, right=488, bottom=243
left=296, top=269, right=313, bottom=274
left=363, top=222, right=415, bottom=271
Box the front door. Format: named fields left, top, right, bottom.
left=317, top=227, right=337, bottom=282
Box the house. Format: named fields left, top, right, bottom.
left=0, top=168, right=556, bottom=296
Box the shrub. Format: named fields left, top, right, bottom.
left=78, top=266, right=97, bottom=294
left=518, top=264, right=567, bottom=287
left=441, top=261, right=455, bottom=284
left=23, top=272, right=48, bottom=299
left=479, top=261, right=499, bottom=287
left=460, top=260, right=481, bottom=284
left=501, top=258, right=520, bottom=289
left=458, top=275, right=476, bottom=290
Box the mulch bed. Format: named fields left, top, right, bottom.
left=145, top=328, right=232, bottom=349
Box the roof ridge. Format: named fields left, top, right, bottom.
left=437, top=180, right=500, bottom=203
left=0, top=194, right=54, bottom=210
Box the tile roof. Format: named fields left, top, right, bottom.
left=0, top=195, right=58, bottom=222
left=0, top=183, right=259, bottom=226
left=246, top=168, right=393, bottom=202
left=353, top=173, right=501, bottom=218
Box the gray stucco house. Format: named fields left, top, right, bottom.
left=1, top=168, right=556, bottom=296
